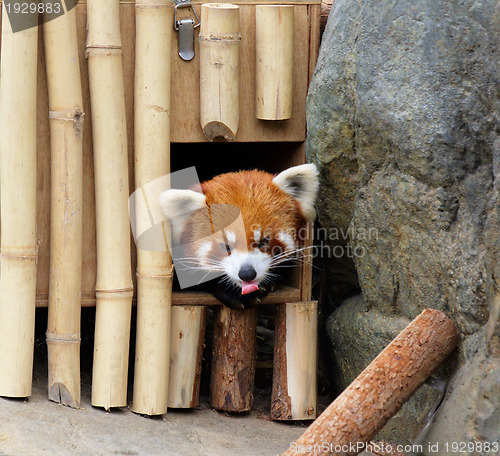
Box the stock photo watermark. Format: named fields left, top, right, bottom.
left=3, top=0, right=79, bottom=33
left=287, top=440, right=499, bottom=455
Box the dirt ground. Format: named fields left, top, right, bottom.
left=0, top=368, right=307, bottom=456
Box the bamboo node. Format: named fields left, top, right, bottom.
left=48, top=109, right=85, bottom=137
left=46, top=331, right=81, bottom=344
left=136, top=271, right=173, bottom=280
left=0, top=251, right=38, bottom=261
left=85, top=45, right=123, bottom=59
left=95, top=287, right=134, bottom=297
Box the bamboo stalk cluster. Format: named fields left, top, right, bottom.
left=0, top=1, right=312, bottom=421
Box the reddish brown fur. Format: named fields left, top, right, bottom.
left=200, top=170, right=307, bottom=245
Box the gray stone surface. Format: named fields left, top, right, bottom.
left=0, top=368, right=304, bottom=456
left=308, top=0, right=500, bottom=451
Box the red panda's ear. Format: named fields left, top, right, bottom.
left=159, top=189, right=206, bottom=240
left=273, top=163, right=319, bottom=221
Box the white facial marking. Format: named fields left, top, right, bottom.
left=197, top=241, right=212, bottom=260
left=220, top=250, right=271, bottom=288
left=253, top=228, right=261, bottom=243
left=277, top=230, right=296, bottom=252
left=225, top=230, right=236, bottom=244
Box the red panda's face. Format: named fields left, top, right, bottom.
left=159, top=164, right=318, bottom=297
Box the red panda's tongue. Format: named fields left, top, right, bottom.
left=241, top=280, right=259, bottom=295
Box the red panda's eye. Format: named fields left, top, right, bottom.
left=219, top=243, right=231, bottom=254
left=259, top=237, right=270, bottom=248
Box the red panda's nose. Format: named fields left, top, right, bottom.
left=238, top=264, right=257, bottom=282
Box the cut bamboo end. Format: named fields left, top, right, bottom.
left=0, top=5, right=38, bottom=398
left=272, top=301, right=318, bottom=421
left=168, top=306, right=206, bottom=408
left=210, top=306, right=258, bottom=412
left=202, top=121, right=237, bottom=142
left=47, top=337, right=81, bottom=408
left=256, top=5, right=294, bottom=120
left=199, top=3, right=241, bottom=141
left=282, top=309, right=459, bottom=456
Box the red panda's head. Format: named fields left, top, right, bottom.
left=159, top=164, right=319, bottom=295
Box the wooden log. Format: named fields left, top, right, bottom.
left=282, top=309, right=459, bottom=456
left=87, top=0, right=134, bottom=410
left=271, top=301, right=317, bottom=420
left=199, top=3, right=241, bottom=141
left=255, top=5, right=294, bottom=120
left=210, top=306, right=258, bottom=411
left=131, top=0, right=174, bottom=417
left=320, top=0, right=333, bottom=34
left=43, top=6, right=84, bottom=408
left=0, top=4, right=38, bottom=398
left=168, top=306, right=206, bottom=408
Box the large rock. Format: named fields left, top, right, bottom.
left=308, top=0, right=500, bottom=451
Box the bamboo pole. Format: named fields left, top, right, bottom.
left=168, top=306, right=206, bottom=408
left=199, top=3, right=241, bottom=141
left=255, top=5, right=294, bottom=120
left=210, top=306, right=258, bottom=411
left=87, top=0, right=134, bottom=410
left=271, top=301, right=317, bottom=420
left=282, top=309, right=459, bottom=456
left=43, top=6, right=84, bottom=409
left=0, top=4, right=38, bottom=398
left=131, top=0, right=173, bottom=416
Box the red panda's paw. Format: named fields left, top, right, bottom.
left=211, top=287, right=266, bottom=310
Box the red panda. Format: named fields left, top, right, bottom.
left=159, top=164, right=319, bottom=309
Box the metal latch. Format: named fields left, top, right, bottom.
left=173, top=0, right=200, bottom=61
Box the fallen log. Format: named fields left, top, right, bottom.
left=282, top=309, right=458, bottom=456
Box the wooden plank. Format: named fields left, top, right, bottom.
left=36, top=285, right=301, bottom=308
left=272, top=301, right=318, bottom=420
left=308, top=3, right=321, bottom=83
left=300, top=223, right=314, bottom=302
